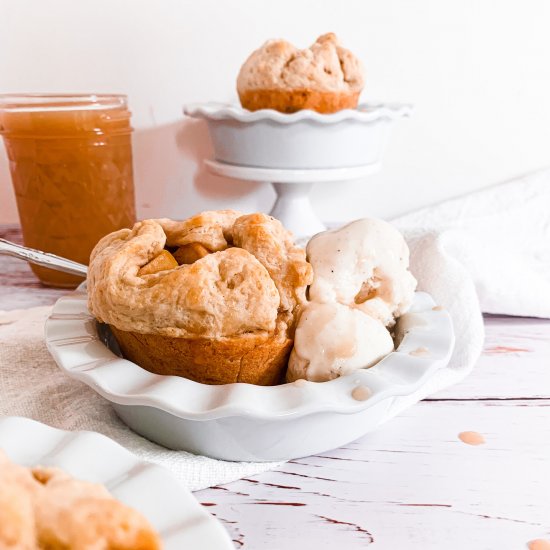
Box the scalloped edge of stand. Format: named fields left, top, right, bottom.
left=185, top=102, right=412, bottom=125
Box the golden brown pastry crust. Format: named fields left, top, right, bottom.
left=111, top=325, right=292, bottom=385
left=0, top=452, right=160, bottom=550
left=33, top=466, right=160, bottom=550
left=237, top=33, right=365, bottom=114
left=0, top=451, right=39, bottom=549
left=239, top=89, right=360, bottom=114
left=232, top=213, right=312, bottom=317
left=157, top=209, right=240, bottom=251
left=88, top=211, right=312, bottom=340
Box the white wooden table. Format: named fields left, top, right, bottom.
left=1, top=225, right=549, bottom=550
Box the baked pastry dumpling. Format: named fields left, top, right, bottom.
left=87, top=210, right=313, bottom=385
left=0, top=451, right=161, bottom=550
left=0, top=451, right=39, bottom=549
left=237, top=33, right=365, bottom=114
left=32, top=466, right=161, bottom=550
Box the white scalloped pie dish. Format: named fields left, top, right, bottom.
left=0, top=416, right=233, bottom=549
left=184, top=102, right=411, bottom=169
left=45, top=288, right=454, bottom=462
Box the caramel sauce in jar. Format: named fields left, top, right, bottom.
left=0, top=94, right=136, bottom=288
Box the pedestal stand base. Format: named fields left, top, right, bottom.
left=205, top=160, right=381, bottom=239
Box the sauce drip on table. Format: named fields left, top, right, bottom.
left=458, top=431, right=485, bottom=446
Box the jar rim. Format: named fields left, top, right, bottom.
left=0, top=93, right=128, bottom=112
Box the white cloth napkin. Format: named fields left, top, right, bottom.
left=386, top=168, right=550, bottom=415
left=396, top=168, right=550, bottom=319
left=386, top=168, right=550, bottom=414
left=1, top=169, right=548, bottom=490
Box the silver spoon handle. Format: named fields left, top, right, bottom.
left=0, top=238, right=88, bottom=277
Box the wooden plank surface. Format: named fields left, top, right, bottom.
left=1, top=224, right=549, bottom=550
left=431, top=315, right=550, bottom=400
left=197, top=399, right=550, bottom=549
left=0, top=225, right=67, bottom=310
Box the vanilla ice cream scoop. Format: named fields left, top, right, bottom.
left=306, top=218, right=417, bottom=326
left=287, top=302, right=394, bottom=382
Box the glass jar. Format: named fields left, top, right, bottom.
left=0, top=93, right=136, bottom=288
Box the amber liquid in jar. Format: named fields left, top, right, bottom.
left=0, top=94, right=136, bottom=288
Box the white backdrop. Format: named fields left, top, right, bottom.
left=1, top=0, right=549, bottom=224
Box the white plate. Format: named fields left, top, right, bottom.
left=184, top=102, right=411, bottom=169
left=45, top=289, right=454, bottom=462
left=0, top=416, right=233, bottom=550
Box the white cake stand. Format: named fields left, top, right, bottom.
left=205, top=159, right=381, bottom=239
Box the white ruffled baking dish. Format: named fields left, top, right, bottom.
left=45, top=287, right=454, bottom=462
left=183, top=102, right=411, bottom=169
